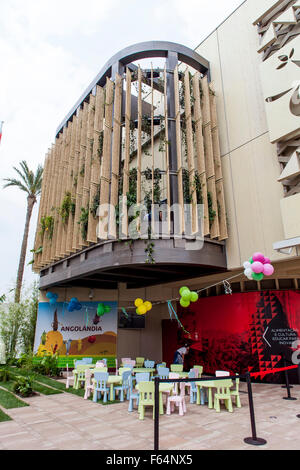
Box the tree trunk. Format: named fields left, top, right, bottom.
left=14, top=195, right=36, bottom=303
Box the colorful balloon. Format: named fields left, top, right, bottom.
left=263, top=264, right=274, bottom=276
left=180, top=298, right=190, bottom=308
left=144, top=301, right=152, bottom=312
left=137, top=304, right=147, bottom=315
left=251, top=261, right=264, bottom=274
left=190, top=292, right=199, bottom=303
left=135, top=298, right=144, bottom=308
left=252, top=252, right=265, bottom=264
left=252, top=272, right=264, bottom=281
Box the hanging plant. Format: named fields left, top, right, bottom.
left=40, top=216, right=54, bottom=240
left=207, top=192, right=216, bottom=227
left=145, top=241, right=155, bottom=264
left=90, top=188, right=100, bottom=219
left=78, top=207, right=89, bottom=241
left=97, top=131, right=104, bottom=163
left=59, top=191, right=73, bottom=224
left=28, top=246, right=43, bottom=265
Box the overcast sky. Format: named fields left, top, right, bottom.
left=0, top=0, right=245, bottom=298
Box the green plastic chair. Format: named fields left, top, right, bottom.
left=170, top=364, right=183, bottom=373
left=230, top=374, right=241, bottom=408
left=135, top=357, right=145, bottom=368
left=213, top=379, right=233, bottom=413
left=138, top=381, right=163, bottom=420
left=194, top=365, right=203, bottom=377
left=74, top=365, right=89, bottom=389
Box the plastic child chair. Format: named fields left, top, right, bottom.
left=185, top=368, right=195, bottom=398
left=135, top=357, right=145, bottom=367
left=230, top=374, right=241, bottom=408
left=118, top=367, right=132, bottom=376
left=193, top=365, right=203, bottom=377
left=84, top=369, right=94, bottom=399
left=215, top=370, right=230, bottom=377
left=166, top=381, right=187, bottom=416
left=75, top=364, right=90, bottom=389
left=113, top=370, right=131, bottom=402
left=121, top=357, right=131, bottom=366
left=170, top=364, right=183, bottom=373
left=138, top=381, right=155, bottom=420
left=93, top=372, right=110, bottom=403
left=95, top=360, right=106, bottom=368
left=156, top=362, right=166, bottom=370
left=169, top=372, right=180, bottom=396
left=144, top=360, right=155, bottom=368
left=128, top=373, right=150, bottom=412
left=123, top=359, right=136, bottom=367
left=213, top=379, right=233, bottom=412
left=65, top=363, right=74, bottom=389
left=82, top=358, right=93, bottom=364
left=157, top=367, right=169, bottom=379
left=93, top=367, right=108, bottom=373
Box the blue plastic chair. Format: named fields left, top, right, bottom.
left=128, top=373, right=150, bottom=412
left=188, top=369, right=198, bottom=404
left=144, top=360, right=155, bottom=368
left=113, top=370, right=131, bottom=402
left=93, top=372, right=110, bottom=403
left=82, top=358, right=93, bottom=364
left=156, top=362, right=166, bottom=370
left=157, top=367, right=169, bottom=379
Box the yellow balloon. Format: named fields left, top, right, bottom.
left=144, top=301, right=152, bottom=312
left=135, top=298, right=144, bottom=308
left=137, top=304, right=147, bottom=315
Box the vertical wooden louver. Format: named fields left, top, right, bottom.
left=33, top=65, right=228, bottom=273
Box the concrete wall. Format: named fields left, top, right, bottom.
left=195, top=0, right=292, bottom=270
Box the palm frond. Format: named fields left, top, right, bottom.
left=3, top=178, right=28, bottom=192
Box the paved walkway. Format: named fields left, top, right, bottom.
left=0, top=380, right=299, bottom=450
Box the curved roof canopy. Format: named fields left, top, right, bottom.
left=56, top=40, right=210, bottom=135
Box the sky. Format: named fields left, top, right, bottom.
left=0, top=0, right=245, bottom=298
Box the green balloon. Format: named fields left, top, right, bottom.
left=104, top=305, right=111, bottom=313
left=252, top=272, right=264, bottom=281
left=249, top=257, right=254, bottom=264
left=97, top=304, right=105, bottom=317
left=179, top=286, right=189, bottom=296
left=190, top=291, right=199, bottom=302
left=180, top=298, right=190, bottom=308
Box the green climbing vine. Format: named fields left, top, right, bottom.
left=40, top=216, right=54, bottom=240
left=78, top=207, right=89, bottom=241
left=59, top=191, right=75, bottom=224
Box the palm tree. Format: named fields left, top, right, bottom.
left=3, top=161, right=43, bottom=303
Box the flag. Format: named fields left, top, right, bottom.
left=0, top=122, right=3, bottom=143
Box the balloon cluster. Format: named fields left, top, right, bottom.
left=97, top=303, right=111, bottom=317
left=67, top=297, right=82, bottom=312
left=135, top=298, right=152, bottom=315
left=179, top=287, right=199, bottom=308
left=243, top=252, right=274, bottom=281
left=46, top=292, right=58, bottom=305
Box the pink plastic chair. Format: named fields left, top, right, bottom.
left=166, top=381, right=187, bottom=416
left=123, top=359, right=136, bottom=367
left=84, top=369, right=94, bottom=399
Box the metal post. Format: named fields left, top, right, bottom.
left=244, top=372, right=267, bottom=446
left=154, top=376, right=160, bottom=451
left=283, top=360, right=297, bottom=400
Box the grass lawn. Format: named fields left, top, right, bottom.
left=0, top=388, right=29, bottom=409
left=0, top=409, right=12, bottom=422
left=0, top=380, right=62, bottom=396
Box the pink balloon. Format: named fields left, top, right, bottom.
left=251, top=261, right=264, bottom=274
left=263, top=264, right=274, bottom=276
left=252, top=252, right=265, bottom=263
left=264, top=257, right=271, bottom=264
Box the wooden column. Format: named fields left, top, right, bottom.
left=109, top=73, right=123, bottom=239
left=98, top=77, right=114, bottom=240
left=87, top=85, right=105, bottom=243
left=121, top=68, right=131, bottom=239
left=72, top=107, right=83, bottom=251
left=174, top=65, right=185, bottom=235
left=201, top=76, right=219, bottom=239
left=193, top=72, right=209, bottom=237
left=66, top=115, right=78, bottom=253
left=184, top=69, right=198, bottom=235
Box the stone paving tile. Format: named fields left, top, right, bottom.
left=1, top=382, right=300, bottom=450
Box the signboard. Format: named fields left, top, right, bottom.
left=34, top=301, right=117, bottom=358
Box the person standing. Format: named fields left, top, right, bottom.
left=173, top=344, right=189, bottom=365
